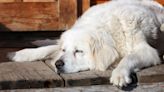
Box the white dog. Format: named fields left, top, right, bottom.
left=8, top=0, right=164, bottom=87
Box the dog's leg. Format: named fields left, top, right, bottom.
left=7, top=45, right=59, bottom=62
left=110, top=42, right=161, bottom=87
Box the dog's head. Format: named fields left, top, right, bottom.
left=54, top=30, right=118, bottom=73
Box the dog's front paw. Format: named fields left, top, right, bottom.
left=110, top=68, right=132, bottom=87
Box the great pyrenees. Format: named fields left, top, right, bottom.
left=8, top=0, right=164, bottom=87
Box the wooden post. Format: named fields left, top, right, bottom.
left=77, top=0, right=90, bottom=17
left=82, top=0, right=90, bottom=13
left=59, top=0, right=77, bottom=30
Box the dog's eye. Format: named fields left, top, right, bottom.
left=75, top=50, right=83, bottom=53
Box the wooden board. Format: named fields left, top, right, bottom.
left=0, top=61, right=163, bottom=89
left=2, top=83, right=164, bottom=92
left=0, top=1, right=77, bottom=31
left=60, top=70, right=111, bottom=87
left=77, top=0, right=90, bottom=17
left=0, top=62, right=63, bottom=90
left=59, top=0, right=77, bottom=30
left=0, top=2, right=59, bottom=31
left=60, top=64, right=164, bottom=87
left=138, top=64, right=164, bottom=83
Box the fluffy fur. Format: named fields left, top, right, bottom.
left=8, top=0, right=164, bottom=87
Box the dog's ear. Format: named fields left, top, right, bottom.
left=90, top=36, right=119, bottom=71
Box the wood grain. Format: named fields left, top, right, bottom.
left=82, top=0, right=90, bottom=13
left=0, top=1, right=77, bottom=31
left=0, top=61, right=163, bottom=89
left=59, top=0, right=77, bottom=30
left=0, top=2, right=60, bottom=31
left=60, top=70, right=111, bottom=87
left=23, top=0, right=54, bottom=2
left=0, top=62, right=63, bottom=89
left=138, top=64, right=164, bottom=83
left=157, top=0, right=164, bottom=5
left=0, top=0, right=22, bottom=2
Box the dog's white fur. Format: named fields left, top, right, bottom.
left=8, top=0, right=164, bottom=87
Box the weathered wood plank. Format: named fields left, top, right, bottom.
left=0, top=48, right=163, bottom=89
left=0, top=61, right=163, bottom=89
left=0, top=62, right=63, bottom=90
left=2, top=83, right=164, bottom=92
left=138, top=64, right=164, bottom=84
left=60, top=64, right=164, bottom=87
left=60, top=70, right=111, bottom=87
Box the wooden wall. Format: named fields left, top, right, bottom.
left=90, top=0, right=164, bottom=5
left=157, top=0, right=164, bottom=5
left=0, top=0, right=163, bottom=31
left=0, top=0, right=54, bottom=2
left=0, top=0, right=77, bottom=31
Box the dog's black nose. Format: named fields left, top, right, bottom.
left=55, top=59, right=64, bottom=69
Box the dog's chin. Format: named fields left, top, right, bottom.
left=57, top=68, right=79, bottom=74
left=57, top=68, right=90, bottom=74
left=56, top=68, right=65, bottom=74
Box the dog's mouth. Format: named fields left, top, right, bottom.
left=56, top=68, right=65, bottom=74
left=56, top=68, right=90, bottom=74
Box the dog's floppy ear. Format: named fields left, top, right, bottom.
left=89, top=36, right=119, bottom=71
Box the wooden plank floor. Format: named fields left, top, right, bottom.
left=60, top=70, right=111, bottom=87
left=0, top=60, right=163, bottom=90
left=2, top=83, right=164, bottom=92
left=0, top=32, right=163, bottom=90
left=0, top=62, right=63, bottom=90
